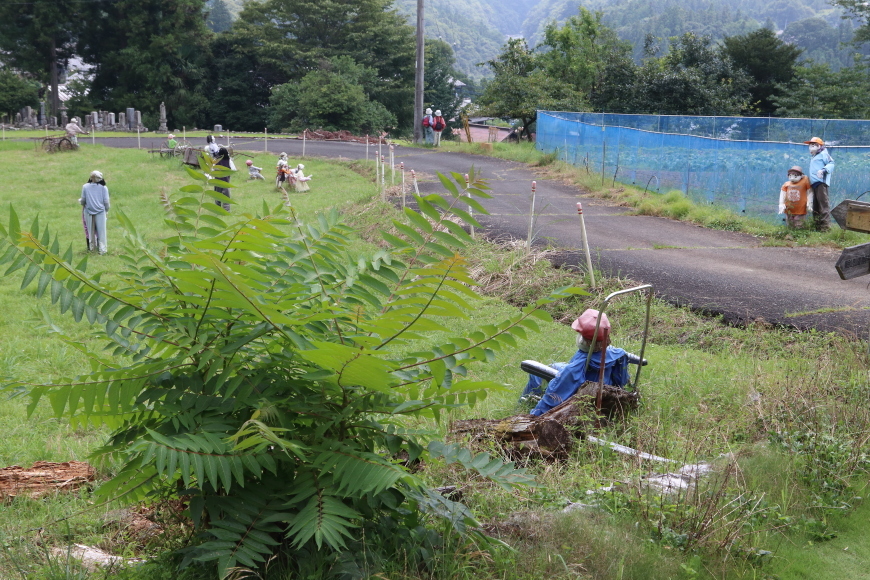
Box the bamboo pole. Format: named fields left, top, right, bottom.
left=526, top=181, right=537, bottom=251
left=577, top=202, right=596, bottom=288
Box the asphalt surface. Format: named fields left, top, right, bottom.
left=96, top=136, right=870, bottom=335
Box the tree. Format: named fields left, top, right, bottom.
left=207, top=32, right=283, bottom=131
left=537, top=7, right=633, bottom=104
left=772, top=61, right=870, bottom=118
left=234, top=0, right=415, bottom=129
left=477, top=38, right=584, bottom=140
left=634, top=33, right=751, bottom=115
left=424, top=39, right=462, bottom=123
left=268, top=56, right=397, bottom=134
left=0, top=0, right=80, bottom=117
left=0, top=70, right=40, bottom=117
left=0, top=158, right=564, bottom=577
left=723, top=28, right=803, bottom=115
left=207, top=0, right=234, bottom=33
left=832, top=0, right=870, bottom=44
left=77, top=0, right=213, bottom=129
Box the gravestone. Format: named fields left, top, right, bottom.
left=214, top=124, right=223, bottom=132
left=24, top=106, right=32, bottom=121
left=126, top=107, right=135, bottom=129
left=118, top=112, right=126, bottom=129
left=15, top=113, right=22, bottom=125
left=134, top=110, right=142, bottom=129
left=60, top=111, right=68, bottom=127
left=158, top=102, right=168, bottom=132
left=39, top=102, right=46, bottom=125
left=50, top=116, right=57, bottom=128
left=108, top=112, right=115, bottom=127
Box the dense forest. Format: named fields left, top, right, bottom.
left=2, top=0, right=870, bottom=137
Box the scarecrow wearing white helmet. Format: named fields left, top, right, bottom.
left=431, top=109, right=446, bottom=147
left=246, top=159, right=264, bottom=180
left=65, top=117, right=88, bottom=145
left=421, top=107, right=434, bottom=145
left=276, top=153, right=291, bottom=192
left=78, top=170, right=110, bottom=254
left=291, top=163, right=312, bottom=193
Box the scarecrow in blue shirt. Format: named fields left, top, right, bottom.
left=521, top=309, right=630, bottom=416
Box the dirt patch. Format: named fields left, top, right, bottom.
left=0, top=461, right=95, bottom=501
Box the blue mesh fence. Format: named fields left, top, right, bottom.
left=536, top=111, right=870, bottom=221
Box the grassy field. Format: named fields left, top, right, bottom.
left=0, top=143, right=868, bottom=579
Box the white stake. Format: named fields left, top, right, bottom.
left=527, top=181, right=537, bottom=251
left=265, top=127, right=268, bottom=153
left=412, top=169, right=419, bottom=196
left=577, top=202, right=596, bottom=289
left=137, top=126, right=140, bottom=149
left=389, top=144, right=395, bottom=184
left=401, top=162, right=405, bottom=210
left=466, top=173, right=474, bottom=239
left=302, top=129, right=306, bottom=158
left=381, top=155, right=386, bottom=200
left=366, top=135, right=369, bottom=162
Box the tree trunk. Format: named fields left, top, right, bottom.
left=50, top=36, right=59, bottom=119
left=450, top=382, right=639, bottom=460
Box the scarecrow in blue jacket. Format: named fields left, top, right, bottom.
left=803, top=136, right=835, bottom=231
left=521, top=309, right=630, bottom=416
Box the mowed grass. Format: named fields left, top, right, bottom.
left=0, top=143, right=869, bottom=579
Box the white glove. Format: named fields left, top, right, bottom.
left=778, top=203, right=786, bottom=215
left=816, top=170, right=825, bottom=180
left=778, top=189, right=786, bottom=214
left=806, top=191, right=814, bottom=213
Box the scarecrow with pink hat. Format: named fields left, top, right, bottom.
left=520, top=308, right=631, bottom=416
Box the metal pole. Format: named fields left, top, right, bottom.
left=302, top=130, right=306, bottom=158
left=264, top=127, right=268, bottom=153
left=366, top=135, right=369, bottom=162
left=390, top=144, right=395, bottom=184
left=577, top=203, right=596, bottom=289
left=413, top=0, right=425, bottom=144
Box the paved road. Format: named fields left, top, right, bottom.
left=96, top=137, right=870, bottom=335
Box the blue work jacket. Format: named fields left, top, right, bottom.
left=529, top=347, right=630, bottom=416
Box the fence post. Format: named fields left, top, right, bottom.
left=577, top=203, right=596, bottom=289
left=526, top=181, right=537, bottom=251
left=466, top=173, right=474, bottom=240
left=400, top=162, right=405, bottom=211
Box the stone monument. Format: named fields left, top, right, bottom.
left=158, top=102, right=168, bottom=132
left=118, top=112, right=126, bottom=129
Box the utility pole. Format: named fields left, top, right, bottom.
left=413, top=0, right=424, bottom=144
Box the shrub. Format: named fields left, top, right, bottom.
left=0, top=155, right=583, bottom=577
